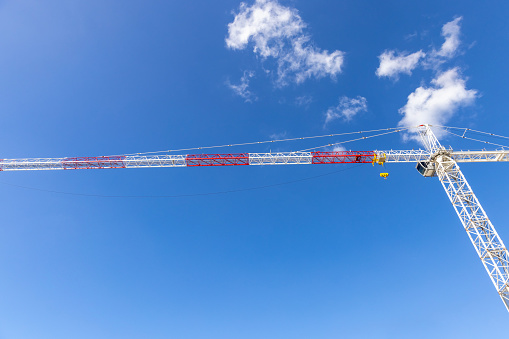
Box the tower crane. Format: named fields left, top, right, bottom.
left=1, top=124, right=508, bottom=311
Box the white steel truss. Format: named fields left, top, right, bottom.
left=377, top=150, right=431, bottom=163
left=449, top=150, right=509, bottom=163
left=375, top=150, right=509, bottom=163
left=0, top=155, right=188, bottom=171
left=248, top=152, right=313, bottom=165
left=124, top=155, right=187, bottom=168
left=419, top=125, right=509, bottom=311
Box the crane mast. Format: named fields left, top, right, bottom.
left=418, top=125, right=509, bottom=311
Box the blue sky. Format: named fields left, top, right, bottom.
left=0, top=0, right=508, bottom=338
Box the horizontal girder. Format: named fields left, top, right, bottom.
left=0, top=150, right=507, bottom=171
left=377, top=149, right=509, bottom=163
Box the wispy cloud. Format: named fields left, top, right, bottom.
left=398, top=68, right=477, bottom=139
left=435, top=17, right=462, bottom=58
left=332, top=144, right=347, bottom=152
left=404, top=32, right=418, bottom=41
left=422, top=17, right=463, bottom=69
left=227, top=70, right=257, bottom=102
left=376, top=17, right=464, bottom=77
left=269, top=131, right=287, bottom=140
left=295, top=95, right=313, bottom=107
left=226, top=0, right=344, bottom=86
left=325, top=96, right=367, bottom=124
left=376, top=50, right=425, bottom=79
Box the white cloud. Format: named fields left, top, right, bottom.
left=269, top=131, right=287, bottom=140
left=227, top=70, right=257, bottom=102
left=226, top=0, right=303, bottom=56
left=377, top=17, right=464, bottom=76
left=226, top=0, right=344, bottom=85
left=436, top=17, right=462, bottom=58
left=398, top=68, right=477, bottom=139
left=325, top=96, right=367, bottom=124
left=332, top=144, right=347, bottom=152
left=404, top=32, right=418, bottom=41
left=375, top=17, right=476, bottom=142
left=424, top=17, right=463, bottom=68
left=376, top=50, right=425, bottom=79
left=295, top=95, right=313, bottom=106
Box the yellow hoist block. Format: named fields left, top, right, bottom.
left=380, top=173, right=389, bottom=179
left=372, top=153, right=386, bottom=166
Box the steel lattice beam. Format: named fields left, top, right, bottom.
left=0, top=149, right=507, bottom=171
left=435, top=153, right=509, bottom=311
left=418, top=125, right=509, bottom=312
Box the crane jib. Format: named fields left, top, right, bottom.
left=0, top=149, right=506, bottom=171
left=54, top=151, right=378, bottom=169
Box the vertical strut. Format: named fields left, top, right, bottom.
left=419, top=125, right=509, bottom=311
